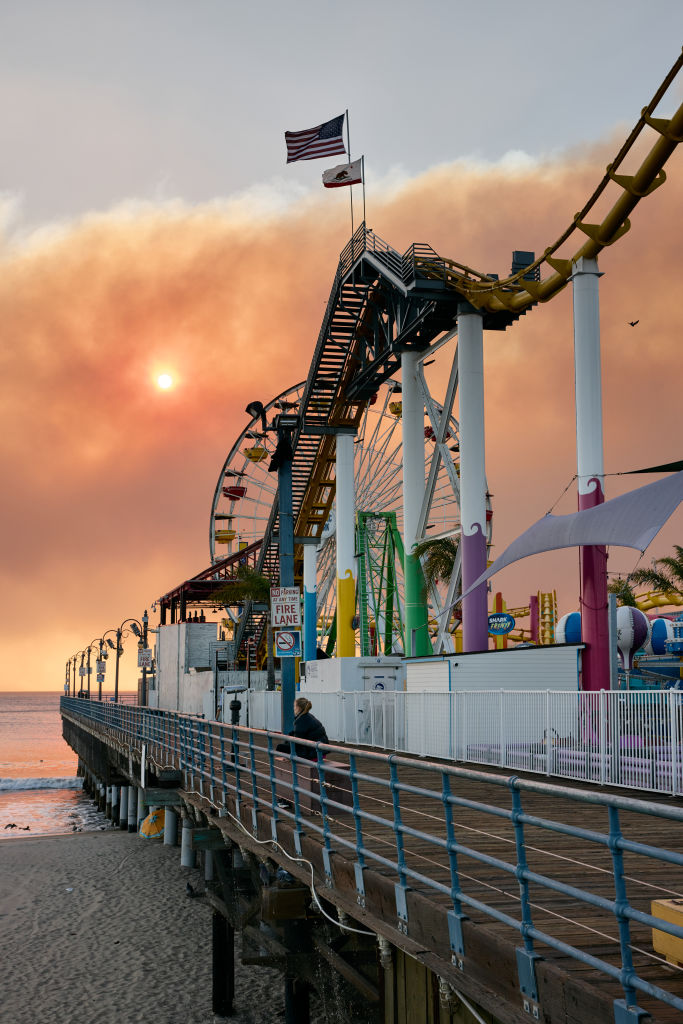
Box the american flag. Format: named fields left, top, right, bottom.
left=285, top=114, right=346, bottom=163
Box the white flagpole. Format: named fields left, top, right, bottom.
left=345, top=109, right=354, bottom=244
left=362, top=155, right=366, bottom=226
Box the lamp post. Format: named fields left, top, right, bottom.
left=86, top=638, right=105, bottom=700
left=105, top=616, right=149, bottom=704
left=78, top=650, right=86, bottom=697
left=97, top=638, right=105, bottom=700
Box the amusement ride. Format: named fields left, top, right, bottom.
left=155, top=51, right=683, bottom=687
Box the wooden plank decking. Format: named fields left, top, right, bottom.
left=62, top=708, right=683, bottom=1023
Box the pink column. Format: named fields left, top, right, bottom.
left=572, top=257, right=609, bottom=691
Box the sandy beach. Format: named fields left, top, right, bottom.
left=0, top=830, right=287, bottom=1024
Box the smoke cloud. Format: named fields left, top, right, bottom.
left=2, top=135, right=681, bottom=688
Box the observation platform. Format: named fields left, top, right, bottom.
left=61, top=696, right=683, bottom=1024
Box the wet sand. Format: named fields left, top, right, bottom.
left=0, top=830, right=286, bottom=1024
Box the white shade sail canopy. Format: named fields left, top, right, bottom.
left=455, top=471, right=683, bottom=607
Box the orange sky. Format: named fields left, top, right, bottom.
left=2, top=133, right=682, bottom=690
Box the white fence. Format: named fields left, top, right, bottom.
left=246, top=689, right=683, bottom=796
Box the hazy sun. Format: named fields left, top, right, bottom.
left=157, top=373, right=173, bottom=390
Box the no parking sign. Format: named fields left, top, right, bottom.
left=275, top=630, right=301, bottom=658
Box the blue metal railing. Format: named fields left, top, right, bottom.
left=61, top=696, right=683, bottom=1021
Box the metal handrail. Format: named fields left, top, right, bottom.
left=60, top=696, right=683, bottom=1019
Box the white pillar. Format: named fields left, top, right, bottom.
left=127, top=786, right=137, bottom=832
left=181, top=817, right=196, bottom=868
left=336, top=432, right=356, bottom=657
left=119, top=784, right=129, bottom=830
left=572, top=255, right=609, bottom=691
left=458, top=306, right=489, bottom=652
left=164, top=807, right=178, bottom=846
left=111, top=786, right=119, bottom=824
left=105, top=786, right=112, bottom=818
left=303, top=541, right=318, bottom=663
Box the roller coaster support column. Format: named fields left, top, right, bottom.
left=401, top=350, right=431, bottom=656
left=299, top=537, right=318, bottom=663
left=272, top=416, right=297, bottom=732
left=336, top=430, right=357, bottom=657
left=458, top=304, right=489, bottom=652
left=572, top=256, right=609, bottom=691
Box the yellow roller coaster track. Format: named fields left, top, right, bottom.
left=417, top=49, right=683, bottom=314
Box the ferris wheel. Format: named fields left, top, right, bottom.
left=209, top=382, right=306, bottom=562
left=209, top=365, right=492, bottom=655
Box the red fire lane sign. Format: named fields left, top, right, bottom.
left=270, top=586, right=301, bottom=628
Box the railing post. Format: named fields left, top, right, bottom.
left=248, top=731, right=260, bottom=832
left=599, top=690, right=607, bottom=786
left=232, top=726, right=243, bottom=821
left=198, top=719, right=207, bottom=798
left=266, top=734, right=280, bottom=842
left=316, top=749, right=335, bottom=886
left=608, top=806, right=647, bottom=1021
left=442, top=772, right=467, bottom=967
left=348, top=752, right=366, bottom=908
left=545, top=690, right=551, bottom=776
left=669, top=689, right=679, bottom=797
left=289, top=748, right=305, bottom=857
left=499, top=690, right=505, bottom=767
left=510, top=782, right=541, bottom=1013
left=389, top=757, right=409, bottom=933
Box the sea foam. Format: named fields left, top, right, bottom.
left=0, top=777, right=83, bottom=792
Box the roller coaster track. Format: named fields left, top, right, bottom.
left=234, top=52, right=683, bottom=660
left=421, top=49, right=683, bottom=312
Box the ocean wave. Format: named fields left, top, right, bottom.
left=0, top=777, right=83, bottom=792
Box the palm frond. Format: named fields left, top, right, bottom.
left=413, top=537, right=459, bottom=592
left=629, top=567, right=678, bottom=595
left=655, top=554, right=683, bottom=589
left=212, top=565, right=271, bottom=607
left=607, top=577, right=637, bottom=606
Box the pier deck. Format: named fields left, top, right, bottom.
left=61, top=698, right=683, bottom=1024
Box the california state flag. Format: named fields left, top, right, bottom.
left=322, top=156, right=363, bottom=188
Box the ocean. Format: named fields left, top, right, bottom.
left=0, top=691, right=113, bottom=838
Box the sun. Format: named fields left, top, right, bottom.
left=157, top=373, right=173, bottom=390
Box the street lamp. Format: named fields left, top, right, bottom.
left=76, top=649, right=87, bottom=697
left=106, top=613, right=149, bottom=704
left=86, top=638, right=105, bottom=700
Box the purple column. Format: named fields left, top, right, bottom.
left=572, top=257, right=609, bottom=691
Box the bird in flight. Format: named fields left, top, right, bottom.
left=628, top=320, right=639, bottom=327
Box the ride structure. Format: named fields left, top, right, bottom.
left=199, top=51, right=683, bottom=687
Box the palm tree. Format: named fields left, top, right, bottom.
left=607, top=576, right=637, bottom=606
left=629, top=545, right=683, bottom=600
left=413, top=536, right=459, bottom=592
left=212, top=565, right=275, bottom=690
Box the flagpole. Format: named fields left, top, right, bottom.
left=362, top=155, right=366, bottom=226
left=345, top=109, right=354, bottom=246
